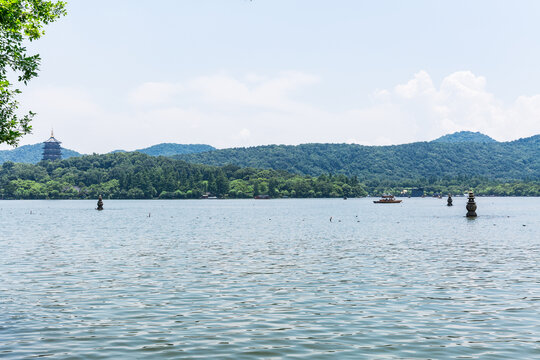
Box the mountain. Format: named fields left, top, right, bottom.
left=432, top=131, right=497, bottom=143
left=135, top=143, right=215, bottom=157
left=0, top=142, right=216, bottom=164
left=1, top=151, right=537, bottom=199
left=173, top=135, right=540, bottom=181
left=0, top=144, right=82, bottom=164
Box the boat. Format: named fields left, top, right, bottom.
left=373, top=195, right=402, bottom=204
left=254, top=194, right=271, bottom=199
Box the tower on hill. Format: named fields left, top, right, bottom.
left=42, top=130, right=62, bottom=161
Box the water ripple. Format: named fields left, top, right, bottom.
left=0, top=198, right=539, bottom=359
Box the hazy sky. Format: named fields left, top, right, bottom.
left=6, top=0, right=540, bottom=153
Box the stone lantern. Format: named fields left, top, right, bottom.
left=466, top=191, right=477, bottom=217
left=97, top=195, right=104, bottom=211
left=447, top=194, right=453, bottom=206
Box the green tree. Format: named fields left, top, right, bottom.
left=268, top=178, right=278, bottom=197
left=0, top=0, right=66, bottom=145
left=253, top=182, right=260, bottom=196
left=215, top=171, right=229, bottom=197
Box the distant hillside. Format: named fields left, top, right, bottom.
left=174, top=135, right=540, bottom=181
left=135, top=143, right=215, bottom=157
left=432, top=131, right=497, bottom=143
left=0, top=144, right=82, bottom=164
left=2, top=152, right=537, bottom=199
left=0, top=142, right=216, bottom=164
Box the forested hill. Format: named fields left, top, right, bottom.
left=135, top=143, right=215, bottom=156
left=0, top=144, right=82, bottom=164
left=0, top=143, right=215, bottom=164
left=432, top=131, right=497, bottom=143
left=174, top=135, right=540, bottom=181
left=1, top=152, right=538, bottom=199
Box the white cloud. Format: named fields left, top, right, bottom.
left=363, top=70, right=539, bottom=142
left=7, top=70, right=540, bottom=153
left=28, top=86, right=100, bottom=116
left=128, top=82, right=183, bottom=106
left=394, top=70, right=435, bottom=99
left=189, top=71, right=319, bottom=111
left=239, top=128, right=251, bottom=139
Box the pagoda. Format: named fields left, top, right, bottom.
left=42, top=130, right=62, bottom=161
left=466, top=191, right=477, bottom=217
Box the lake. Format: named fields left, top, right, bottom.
left=1, top=198, right=539, bottom=359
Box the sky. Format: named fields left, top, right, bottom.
left=5, top=0, right=540, bottom=153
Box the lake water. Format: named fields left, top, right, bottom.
left=1, top=198, right=539, bottom=359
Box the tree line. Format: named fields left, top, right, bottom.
left=0, top=152, right=367, bottom=199
left=0, top=152, right=538, bottom=200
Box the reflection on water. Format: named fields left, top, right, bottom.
left=1, top=198, right=539, bottom=359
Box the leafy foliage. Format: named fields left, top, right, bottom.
left=0, top=0, right=66, bottom=145
left=0, top=152, right=537, bottom=199
left=0, top=152, right=368, bottom=199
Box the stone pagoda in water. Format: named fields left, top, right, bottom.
left=466, top=191, right=477, bottom=217
left=97, top=195, right=104, bottom=211
left=42, top=130, right=62, bottom=161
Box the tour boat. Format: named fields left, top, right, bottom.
left=373, top=195, right=402, bottom=204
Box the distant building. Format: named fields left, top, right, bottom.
left=411, top=188, right=424, bottom=197
left=42, top=130, right=62, bottom=161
